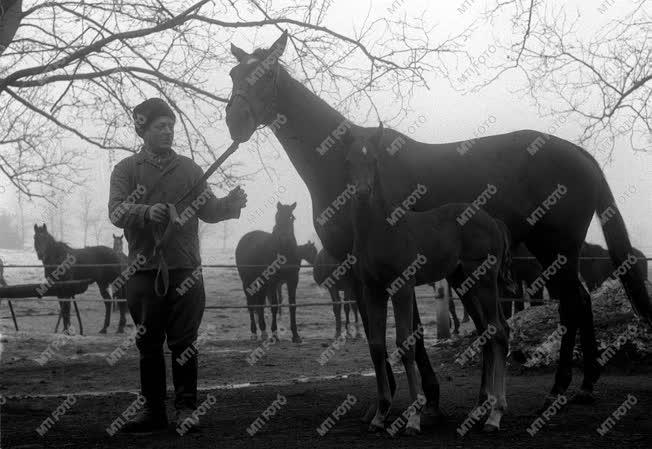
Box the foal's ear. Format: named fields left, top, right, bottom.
left=231, top=43, right=249, bottom=63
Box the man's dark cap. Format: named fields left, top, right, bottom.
left=132, top=98, right=175, bottom=137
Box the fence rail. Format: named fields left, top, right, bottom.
left=3, top=255, right=650, bottom=269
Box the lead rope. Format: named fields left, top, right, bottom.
left=153, top=141, right=241, bottom=297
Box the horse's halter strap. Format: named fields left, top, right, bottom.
left=227, top=59, right=281, bottom=129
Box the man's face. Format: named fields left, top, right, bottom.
left=143, top=116, right=175, bottom=151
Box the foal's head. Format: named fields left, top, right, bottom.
left=345, top=123, right=385, bottom=199
left=33, top=224, right=55, bottom=260
left=113, top=234, right=124, bottom=253
left=273, top=202, right=297, bottom=241
left=225, top=32, right=288, bottom=142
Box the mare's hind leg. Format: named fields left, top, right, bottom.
left=527, top=241, right=589, bottom=406
left=392, top=287, right=424, bottom=435
left=328, top=287, right=343, bottom=338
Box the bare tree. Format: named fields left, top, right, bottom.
left=0, top=1, right=467, bottom=198
left=470, top=0, right=650, bottom=157
left=78, top=190, right=93, bottom=246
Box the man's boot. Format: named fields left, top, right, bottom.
left=122, top=349, right=168, bottom=432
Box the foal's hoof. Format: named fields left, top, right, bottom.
left=482, top=423, right=500, bottom=433
left=99, top=328, right=107, bottom=334
left=292, top=335, right=302, bottom=344
left=570, top=389, right=595, bottom=405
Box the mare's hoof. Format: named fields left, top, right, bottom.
left=292, top=335, right=302, bottom=344
left=99, top=328, right=107, bottom=334
left=570, top=390, right=595, bottom=405
left=482, top=423, right=500, bottom=433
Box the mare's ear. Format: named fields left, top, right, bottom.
left=290, top=202, right=297, bottom=211
left=268, top=31, right=288, bottom=60
left=231, top=43, right=249, bottom=63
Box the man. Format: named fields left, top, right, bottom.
left=108, top=98, right=247, bottom=433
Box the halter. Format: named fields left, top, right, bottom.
left=226, top=58, right=281, bottom=129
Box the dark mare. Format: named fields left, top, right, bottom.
left=313, top=248, right=361, bottom=338
left=33, top=224, right=127, bottom=333
left=225, top=32, right=652, bottom=421
left=275, top=240, right=318, bottom=315
left=346, top=124, right=513, bottom=433
left=580, top=242, right=648, bottom=292
left=235, top=202, right=304, bottom=342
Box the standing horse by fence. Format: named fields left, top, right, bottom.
left=580, top=242, right=648, bottom=292
left=225, top=31, right=652, bottom=425
left=313, top=248, right=361, bottom=338
left=33, top=224, right=127, bottom=333
left=347, top=124, right=514, bottom=433
left=235, top=202, right=304, bottom=342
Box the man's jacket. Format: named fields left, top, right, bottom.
left=108, top=148, right=239, bottom=270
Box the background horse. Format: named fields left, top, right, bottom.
left=33, top=224, right=127, bottom=333
left=580, top=242, right=648, bottom=292
left=275, top=240, right=318, bottom=317
left=347, top=124, right=514, bottom=433
left=235, top=202, right=303, bottom=342
left=111, top=234, right=129, bottom=316
left=313, top=248, right=360, bottom=338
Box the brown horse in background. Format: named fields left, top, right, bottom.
left=235, top=202, right=304, bottom=342
left=33, top=224, right=127, bottom=333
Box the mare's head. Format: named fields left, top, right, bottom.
left=33, top=224, right=55, bottom=261
left=113, top=234, right=124, bottom=253
left=225, top=32, right=288, bottom=142
left=273, top=202, right=297, bottom=242
left=345, top=123, right=385, bottom=200
left=300, top=240, right=318, bottom=264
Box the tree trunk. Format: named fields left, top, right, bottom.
left=0, top=0, right=22, bottom=56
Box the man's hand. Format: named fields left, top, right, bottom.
left=226, top=186, right=247, bottom=211
left=147, top=203, right=169, bottom=224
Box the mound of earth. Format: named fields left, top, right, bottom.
left=430, top=282, right=652, bottom=370
left=508, top=282, right=652, bottom=368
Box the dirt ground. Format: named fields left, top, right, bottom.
left=2, top=249, right=652, bottom=448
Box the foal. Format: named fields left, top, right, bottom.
left=346, top=124, right=513, bottom=434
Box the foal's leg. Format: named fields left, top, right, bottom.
left=392, top=287, right=424, bottom=435
left=352, top=276, right=398, bottom=424
left=328, top=287, right=343, bottom=338
left=477, top=279, right=509, bottom=432
left=365, top=284, right=392, bottom=432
